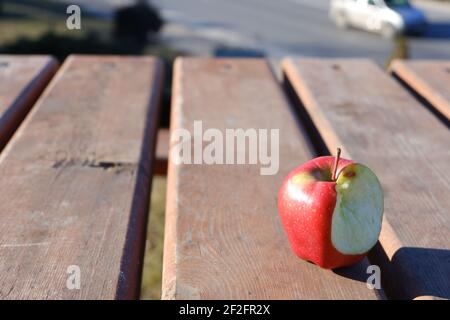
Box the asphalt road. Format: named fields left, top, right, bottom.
left=150, top=0, right=450, bottom=65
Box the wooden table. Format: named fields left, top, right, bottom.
left=162, top=57, right=449, bottom=300
left=0, top=55, right=448, bottom=300
left=0, top=55, right=164, bottom=299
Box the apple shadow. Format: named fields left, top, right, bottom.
left=332, top=259, right=372, bottom=283
left=368, top=243, right=450, bottom=300
left=331, top=255, right=386, bottom=299
left=330, top=242, right=450, bottom=300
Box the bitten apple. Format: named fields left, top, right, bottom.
left=277, top=149, right=383, bottom=269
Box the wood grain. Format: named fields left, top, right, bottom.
left=0, top=55, right=58, bottom=151
left=162, top=58, right=384, bottom=300
left=390, top=60, right=450, bottom=120
left=0, top=55, right=163, bottom=299
left=283, top=58, right=450, bottom=300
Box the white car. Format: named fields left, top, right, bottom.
left=330, top=0, right=427, bottom=38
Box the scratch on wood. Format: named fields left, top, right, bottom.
left=0, top=241, right=50, bottom=248
left=52, top=157, right=138, bottom=174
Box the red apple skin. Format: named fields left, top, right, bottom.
left=278, top=156, right=365, bottom=269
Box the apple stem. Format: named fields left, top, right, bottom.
left=332, top=148, right=341, bottom=181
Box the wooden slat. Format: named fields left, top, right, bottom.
left=283, top=58, right=450, bottom=300
left=162, top=58, right=384, bottom=300
left=390, top=60, right=450, bottom=120
left=0, top=55, right=163, bottom=299
left=0, top=55, right=58, bottom=151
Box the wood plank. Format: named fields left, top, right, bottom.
left=0, top=55, right=58, bottom=151
left=0, top=55, right=163, bottom=299
left=162, top=58, right=384, bottom=300
left=283, top=58, right=450, bottom=300
left=154, top=128, right=169, bottom=175
left=390, top=60, right=450, bottom=121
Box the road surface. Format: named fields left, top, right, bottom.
left=60, top=0, right=450, bottom=66
left=150, top=0, right=450, bottom=65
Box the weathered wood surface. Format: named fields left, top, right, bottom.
left=0, top=55, right=58, bottom=151
left=0, top=55, right=163, bottom=299
left=283, top=58, right=450, bottom=300
left=390, top=60, right=450, bottom=120
left=162, top=58, right=385, bottom=300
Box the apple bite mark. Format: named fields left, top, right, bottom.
left=331, top=164, right=384, bottom=255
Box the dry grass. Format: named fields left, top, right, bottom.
left=141, top=176, right=167, bottom=300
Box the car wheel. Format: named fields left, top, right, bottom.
left=334, top=11, right=349, bottom=29
left=381, top=23, right=397, bottom=39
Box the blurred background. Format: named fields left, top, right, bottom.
left=1, top=0, right=449, bottom=299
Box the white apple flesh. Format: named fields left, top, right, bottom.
left=331, top=163, right=384, bottom=255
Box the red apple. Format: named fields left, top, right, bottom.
left=278, top=149, right=383, bottom=269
